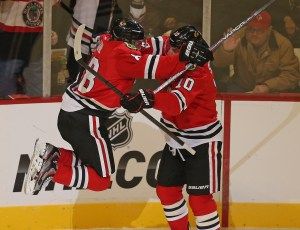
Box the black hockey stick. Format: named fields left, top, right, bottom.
left=153, top=0, right=277, bottom=93
left=74, top=24, right=196, bottom=155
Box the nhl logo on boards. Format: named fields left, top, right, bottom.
left=107, top=111, right=133, bottom=150
left=23, top=1, right=43, bottom=27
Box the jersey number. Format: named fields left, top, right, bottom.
left=176, top=78, right=195, bottom=91
left=78, top=57, right=99, bottom=93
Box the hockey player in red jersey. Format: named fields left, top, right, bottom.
left=121, top=26, right=222, bottom=230
left=24, top=19, right=211, bottom=195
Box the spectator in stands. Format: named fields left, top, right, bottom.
left=282, top=15, right=300, bottom=48
left=64, top=0, right=123, bottom=84
left=213, top=11, right=300, bottom=93
left=22, top=30, right=58, bottom=97
left=0, top=0, right=60, bottom=99
left=0, top=0, right=43, bottom=98
left=280, top=0, right=300, bottom=48
left=269, top=0, right=300, bottom=48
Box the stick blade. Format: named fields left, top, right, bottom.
left=74, top=24, right=86, bottom=61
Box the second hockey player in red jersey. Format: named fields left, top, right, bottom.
left=24, top=18, right=212, bottom=196
left=121, top=26, right=222, bottom=230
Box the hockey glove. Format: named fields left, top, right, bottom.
left=120, top=89, right=154, bottom=113
left=90, top=35, right=100, bottom=53
left=179, top=40, right=214, bottom=66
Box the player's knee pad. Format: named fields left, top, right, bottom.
left=189, top=194, right=217, bottom=216
left=156, top=185, right=183, bottom=205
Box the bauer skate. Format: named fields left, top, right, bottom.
left=24, top=139, right=59, bottom=195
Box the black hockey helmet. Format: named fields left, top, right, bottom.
left=170, top=25, right=205, bottom=49
left=111, top=17, right=144, bottom=43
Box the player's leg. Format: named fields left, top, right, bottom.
left=56, top=109, right=114, bottom=189
left=24, top=109, right=113, bottom=195
left=186, top=141, right=222, bottom=230
left=53, top=148, right=112, bottom=191
left=156, top=145, right=189, bottom=230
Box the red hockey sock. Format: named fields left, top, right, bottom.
left=156, top=185, right=189, bottom=230
left=86, top=166, right=112, bottom=191
left=189, top=194, right=220, bottom=230
left=58, top=148, right=81, bottom=166
left=53, top=164, right=111, bottom=191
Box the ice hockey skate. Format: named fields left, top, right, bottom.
left=24, top=139, right=59, bottom=195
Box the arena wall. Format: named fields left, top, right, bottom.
left=0, top=95, right=299, bottom=229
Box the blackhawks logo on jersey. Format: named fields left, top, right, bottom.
left=107, top=111, right=133, bottom=150
left=23, top=1, right=43, bottom=27
left=125, top=42, right=138, bottom=50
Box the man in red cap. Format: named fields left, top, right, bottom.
left=213, top=11, right=300, bottom=93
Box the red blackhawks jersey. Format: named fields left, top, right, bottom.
left=61, top=34, right=186, bottom=113
left=143, top=36, right=223, bottom=148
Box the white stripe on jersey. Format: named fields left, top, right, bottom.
left=144, top=55, right=159, bottom=80
left=69, top=153, right=81, bottom=187
left=67, top=20, right=91, bottom=54
left=150, top=36, right=164, bottom=55
left=196, top=210, right=220, bottom=230
left=161, top=119, right=223, bottom=148
left=150, top=38, right=158, bottom=55
left=70, top=21, right=91, bottom=44
left=196, top=210, right=219, bottom=222
left=144, top=55, right=151, bottom=79
left=83, top=166, right=89, bottom=189
left=163, top=198, right=188, bottom=221
left=157, top=36, right=164, bottom=55
left=152, top=56, right=159, bottom=79
left=171, top=89, right=187, bottom=112
left=162, top=119, right=221, bottom=137
left=76, top=166, right=83, bottom=187
left=68, top=90, right=98, bottom=110
left=61, top=89, right=117, bottom=112
left=90, top=98, right=117, bottom=111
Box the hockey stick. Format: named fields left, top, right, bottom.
left=74, top=24, right=196, bottom=155
left=153, top=0, right=277, bottom=94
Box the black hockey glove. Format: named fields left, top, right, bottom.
left=120, top=89, right=154, bottom=113
left=179, top=40, right=214, bottom=66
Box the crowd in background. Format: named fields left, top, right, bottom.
left=0, top=0, right=300, bottom=99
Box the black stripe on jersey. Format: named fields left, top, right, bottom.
left=73, top=166, right=79, bottom=187
left=182, top=126, right=222, bottom=139
left=171, top=126, right=222, bottom=140
left=66, top=89, right=89, bottom=108
left=79, top=165, right=86, bottom=189
left=203, top=215, right=219, bottom=223
left=70, top=33, right=90, bottom=46
left=66, top=88, right=113, bottom=113
left=154, top=37, right=161, bottom=55
left=172, top=91, right=186, bottom=112
left=72, top=16, right=93, bottom=32
left=147, top=55, right=157, bottom=79
left=197, top=221, right=220, bottom=230
left=75, top=155, right=79, bottom=166
left=161, top=119, right=222, bottom=139
left=163, top=199, right=186, bottom=212
left=163, top=120, right=221, bottom=134
left=165, top=213, right=184, bottom=219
